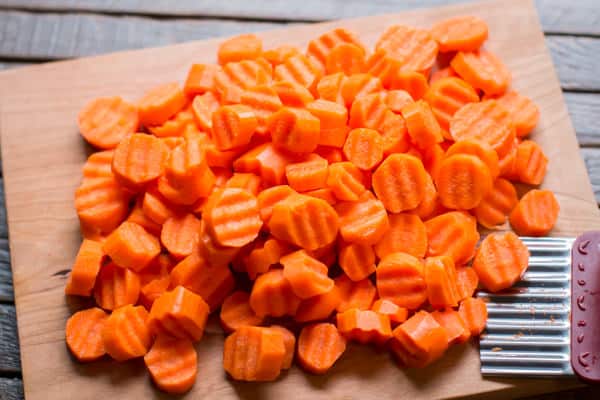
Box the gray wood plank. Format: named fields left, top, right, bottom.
left=547, top=36, right=600, bottom=91
left=565, top=92, right=600, bottom=147
left=0, top=378, right=23, bottom=400
left=0, top=304, right=20, bottom=373
left=0, top=238, right=12, bottom=303
left=0, top=0, right=598, bottom=35
left=581, top=148, right=600, bottom=203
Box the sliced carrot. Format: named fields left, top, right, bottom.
left=371, top=299, right=408, bottom=325
left=431, top=309, right=471, bottom=345
left=337, top=309, right=392, bottom=345
left=412, top=172, right=441, bottom=220
left=142, top=189, right=179, bottom=225
left=147, top=105, right=195, bottom=138
left=424, top=77, right=479, bottom=134
left=401, top=99, right=443, bottom=149
left=225, top=172, right=262, bottom=195
left=263, top=45, right=302, bottom=67
left=343, top=128, right=384, bottom=171
left=93, top=262, right=140, bottom=310
left=315, top=145, right=344, bottom=164
left=424, top=256, right=459, bottom=308
left=340, top=73, right=383, bottom=108
left=211, top=104, right=258, bottom=151
left=102, top=221, right=161, bottom=271
left=473, top=231, right=529, bottom=292
left=335, top=274, right=377, bottom=312
left=240, top=85, right=283, bottom=134
left=267, top=325, right=296, bottom=369
left=386, top=90, right=414, bottom=113
left=281, top=250, right=334, bottom=299
left=160, top=213, right=202, bottom=259
left=126, top=197, right=162, bottom=236
left=509, top=189, right=559, bottom=236
left=446, top=139, right=499, bottom=179
left=268, top=107, right=320, bottom=154
left=220, top=291, right=264, bottom=333
left=75, top=177, right=130, bottom=233
left=285, top=154, right=328, bottom=192
left=325, top=43, right=366, bottom=75
left=184, top=63, right=220, bottom=96
left=102, top=304, right=151, bottom=361
left=473, top=178, right=518, bottom=228
left=274, top=54, right=323, bottom=95
left=256, top=185, right=296, bottom=223
left=144, top=335, right=197, bottom=394
left=112, top=133, right=167, bottom=190
left=234, top=142, right=296, bottom=186
left=65, top=307, right=108, bottom=362
left=380, top=110, right=410, bottom=155
left=431, top=16, right=488, bottom=52
left=498, top=138, right=519, bottom=179
left=297, top=323, right=346, bottom=374
left=455, top=266, right=479, bottom=301
left=429, top=66, right=458, bottom=84
left=215, top=58, right=272, bottom=104
left=268, top=193, right=339, bottom=250
left=82, top=150, right=114, bottom=179
left=317, top=72, right=346, bottom=105
left=435, top=154, right=493, bottom=210
left=374, top=213, right=427, bottom=259
left=65, top=239, right=105, bottom=297
left=305, top=188, right=337, bottom=205
left=338, top=242, right=376, bottom=282
left=306, top=99, right=349, bottom=148
left=364, top=49, right=402, bottom=88
left=138, top=82, right=187, bottom=127
left=458, top=297, right=488, bottom=336
left=348, top=92, right=388, bottom=131
left=139, top=275, right=171, bottom=311
left=223, top=326, right=286, bottom=381
left=78, top=97, right=138, bottom=149
left=372, top=153, right=428, bottom=212
left=514, top=140, right=548, bottom=185
left=389, top=70, right=429, bottom=101
left=495, top=90, right=539, bottom=138
left=336, top=192, right=389, bottom=245
left=451, top=50, right=510, bottom=95
left=425, top=211, right=479, bottom=265
left=191, top=91, right=220, bottom=132
left=307, top=27, right=365, bottom=70
left=218, top=34, right=262, bottom=64
left=376, top=252, right=426, bottom=309
left=249, top=269, right=302, bottom=317
left=375, top=25, right=438, bottom=73
left=272, top=80, right=315, bottom=107
left=295, top=285, right=342, bottom=323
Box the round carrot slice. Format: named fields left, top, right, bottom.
left=144, top=335, right=197, bottom=394
left=220, top=291, right=264, bottom=333
left=458, top=297, right=488, bottom=336
left=376, top=252, right=427, bottom=310
left=65, top=307, right=108, bottom=362
left=401, top=99, right=443, bottom=150
left=473, top=178, right=518, bottom=228
left=297, top=323, right=346, bottom=375
left=75, top=177, right=130, bottom=233
left=451, top=50, right=510, bottom=95
left=268, top=107, right=320, bottom=154
left=336, top=193, right=389, bottom=245
left=336, top=308, right=392, bottom=345
left=326, top=162, right=366, bottom=201
left=218, top=34, right=262, bottom=64
left=375, top=25, right=438, bottom=73
left=430, top=16, right=488, bottom=52
left=372, top=154, right=428, bottom=213
left=78, top=97, right=138, bottom=149
left=343, top=128, right=384, bottom=171
left=374, top=213, right=427, bottom=259
left=281, top=250, right=334, bottom=299
left=495, top=90, right=540, bottom=138
left=446, top=139, right=500, bottom=179
left=435, top=154, right=493, bottom=210
left=325, top=43, right=366, bottom=75
left=212, top=104, right=258, bottom=151
left=112, top=133, right=167, bottom=190
left=509, top=189, right=559, bottom=236
left=307, top=27, right=366, bottom=70
left=338, top=242, right=376, bottom=282
left=138, top=82, right=187, bottom=127
left=424, top=77, right=479, bottom=134
left=425, top=211, right=479, bottom=265
left=389, top=70, right=429, bottom=101
left=94, top=262, right=141, bottom=310
left=249, top=269, right=301, bottom=318
left=514, top=140, right=548, bottom=185
left=160, top=213, right=202, bottom=259
left=102, top=305, right=151, bottom=361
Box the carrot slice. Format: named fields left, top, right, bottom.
left=343, top=128, right=384, bottom=171
left=78, top=97, right=138, bottom=149
left=335, top=274, right=377, bottom=312
left=389, top=70, right=429, bottom=101
left=65, top=239, right=105, bottom=297
left=65, top=307, right=108, bottom=362
left=336, top=192, right=389, bottom=245
left=386, top=90, right=414, bottom=113
left=431, top=309, right=471, bottom=345
left=267, top=325, right=296, bottom=370
left=215, top=59, right=272, bottom=104
left=212, top=104, right=258, bottom=151
left=75, top=177, right=130, bottom=233
left=285, top=154, right=328, bottom=192
left=307, top=27, right=365, bottom=68
left=306, top=99, right=349, bottom=148
left=380, top=110, right=410, bottom=155
left=458, top=297, right=488, bottom=336
left=249, top=269, right=301, bottom=318
left=142, top=189, right=179, bottom=225
left=495, top=90, right=540, bottom=138
left=297, top=323, right=346, bottom=374
left=435, top=154, right=493, bottom=210
left=147, top=107, right=195, bottom=138
left=424, top=256, right=460, bottom=308
left=446, top=139, right=500, bottom=179
left=376, top=252, right=427, bottom=309
left=225, top=172, right=262, bottom=196
left=126, top=197, right=162, bottom=236
left=138, top=82, right=187, bottom=127
left=429, top=66, right=458, bottom=84
left=256, top=185, right=296, bottom=223
left=371, top=299, right=408, bottom=325
left=139, top=274, right=171, bottom=310
left=160, top=213, right=202, bottom=259
left=374, top=213, right=427, bottom=259
left=102, top=221, right=161, bottom=271
left=340, top=73, right=383, bottom=108
left=240, top=85, right=283, bottom=134
left=184, top=63, right=220, bottom=96
left=431, top=16, right=488, bottom=52
left=317, top=72, right=346, bottom=105
left=338, top=242, right=376, bottom=282
left=112, top=133, right=167, bottom=190
left=348, top=92, right=388, bottom=131
left=316, top=145, right=344, bottom=164
left=220, top=291, right=264, bottom=333
left=514, top=140, right=548, bottom=185
left=218, top=34, right=262, bottom=64
left=144, top=335, right=197, bottom=394
left=274, top=54, right=323, bottom=95
left=281, top=250, right=334, bottom=299
left=263, top=45, right=301, bottom=67
left=102, top=305, right=151, bottom=361
left=509, top=189, right=560, bottom=236
left=82, top=150, right=114, bottom=179
left=325, top=43, right=366, bottom=75
left=94, top=262, right=140, bottom=310
left=401, top=99, right=443, bottom=149
left=234, top=142, right=296, bottom=186
left=455, top=266, right=479, bottom=301
left=372, top=154, right=428, bottom=212
left=337, top=309, right=392, bottom=345
left=223, top=326, right=286, bottom=381
left=451, top=50, right=510, bottom=95
left=272, top=80, right=315, bottom=107
left=473, top=231, right=529, bottom=292
left=424, top=77, right=479, bottom=134
left=268, top=107, right=320, bottom=154
left=375, top=25, right=438, bottom=73
left=473, top=178, right=518, bottom=228
left=412, top=172, right=441, bottom=220
left=305, top=187, right=337, bottom=205
left=295, top=285, right=342, bottom=323
left=425, top=211, right=479, bottom=265
left=191, top=91, right=220, bottom=132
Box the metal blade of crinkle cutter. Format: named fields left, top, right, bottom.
left=478, top=236, right=575, bottom=377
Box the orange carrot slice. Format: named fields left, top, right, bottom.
left=495, top=90, right=540, bottom=138
left=317, top=72, right=346, bottom=105
left=431, top=16, right=488, bottom=52
left=424, top=256, right=460, bottom=308
left=445, top=139, right=500, bottom=179
left=144, top=335, right=198, bottom=394
left=340, top=73, right=383, bottom=108
left=336, top=192, right=389, bottom=245
left=191, top=91, right=220, bottom=132
left=325, top=43, right=366, bottom=75
left=337, top=308, right=393, bottom=345
left=473, top=178, right=518, bottom=228
left=335, top=274, right=377, bottom=312
left=138, top=82, right=187, bottom=127
left=82, top=150, right=114, bottom=179
left=184, top=63, right=220, bottom=96
left=306, top=99, right=349, bottom=148
left=126, top=197, right=162, bottom=236
left=412, top=172, right=441, bottom=220
left=112, top=133, right=167, bottom=190
left=343, top=128, right=384, bottom=171
left=295, top=285, right=343, bottom=323
left=389, top=70, right=429, bottom=101
left=215, top=59, right=272, bottom=104
left=102, top=304, right=151, bottom=361
left=425, top=211, right=479, bottom=265
left=256, top=185, right=295, bottom=223
left=375, top=25, right=438, bottom=73
left=514, top=140, right=548, bottom=185
left=401, top=99, right=443, bottom=149
left=274, top=54, right=323, bottom=95
left=386, top=90, right=414, bottom=113
left=281, top=250, right=334, bottom=299
left=212, top=104, right=258, bottom=151
left=220, top=291, right=264, bottom=333
left=424, top=77, right=479, bottom=134
left=285, top=154, right=328, bottom=192
left=218, top=34, right=262, bottom=64
left=65, top=307, right=108, bottom=362
left=240, top=85, right=283, bottom=134
left=102, top=221, right=161, bottom=271
left=267, top=325, right=296, bottom=369
left=338, top=242, right=376, bottom=282
left=160, top=213, right=202, bottom=259
left=65, top=239, right=105, bottom=297
left=509, top=189, right=560, bottom=236
left=435, top=154, right=493, bottom=210
left=272, top=80, right=315, bottom=107
left=94, top=262, right=140, bottom=310
left=297, top=323, right=346, bottom=374
left=458, top=297, right=488, bottom=336
left=234, top=142, right=296, bottom=186
left=371, top=299, right=408, bottom=325
left=225, top=172, right=262, bottom=196
left=372, top=153, right=428, bottom=212
left=307, top=27, right=365, bottom=70
left=348, top=91, right=388, bottom=131
left=455, top=266, right=479, bottom=301
left=268, top=107, right=320, bottom=154
left=376, top=252, right=427, bottom=309
left=431, top=309, right=471, bottom=345
left=263, top=45, right=301, bottom=67
left=78, top=97, right=138, bottom=149
left=451, top=50, right=510, bottom=95
left=142, top=189, right=180, bottom=225
left=374, top=213, right=427, bottom=259
left=326, top=161, right=366, bottom=202
left=249, top=269, right=301, bottom=318
left=75, top=177, right=130, bottom=233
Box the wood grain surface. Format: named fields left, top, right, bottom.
left=0, top=0, right=598, bottom=399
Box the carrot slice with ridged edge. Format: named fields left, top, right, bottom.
left=234, top=142, right=296, bottom=186
left=269, top=193, right=339, bottom=250
left=335, top=274, right=377, bottom=312
left=412, top=172, right=441, bottom=220
left=126, top=197, right=162, bottom=236
left=112, top=133, right=167, bottom=190
left=429, top=66, right=458, bottom=84
left=305, top=188, right=337, bottom=205
left=424, top=256, right=460, bottom=308
left=297, top=322, right=347, bottom=374
left=510, top=189, right=559, bottom=236
left=380, top=110, right=410, bottom=155
left=191, top=91, right=220, bottom=132
left=446, top=139, right=500, bottom=179
left=285, top=154, right=328, bottom=192
left=225, top=172, right=262, bottom=195
left=473, top=231, right=529, bottom=292
left=425, top=211, right=479, bottom=265
left=435, top=154, right=493, bottom=210
left=82, top=150, right=114, bottom=179
left=267, top=325, right=296, bottom=369
left=338, top=242, right=376, bottom=282
left=138, top=82, right=187, bottom=127
left=340, top=73, right=383, bottom=108
left=336, top=192, right=389, bottom=245
left=102, top=304, right=151, bottom=361
left=348, top=92, right=388, bottom=130
left=160, top=213, right=202, bottom=259
left=455, top=266, right=479, bottom=301
left=337, top=309, right=393, bottom=345
left=142, top=189, right=180, bottom=225
left=66, top=307, right=108, bottom=362
left=495, top=90, right=540, bottom=138
left=376, top=252, right=427, bottom=309
left=268, top=107, right=320, bottom=154
left=389, top=70, right=429, bottom=101
left=372, top=153, right=428, bottom=213
left=211, top=104, right=258, bottom=151
left=374, top=213, right=427, bottom=259
left=451, top=50, right=510, bottom=95
left=371, top=299, right=408, bottom=325
left=94, top=262, right=140, bottom=310
left=223, top=326, right=286, bottom=381
left=326, top=162, right=367, bottom=202
left=295, top=285, right=342, bottom=323
left=256, top=185, right=295, bottom=224
left=220, top=291, right=264, bottom=333
left=215, top=59, right=272, bottom=104
left=424, top=77, right=479, bottom=135
left=364, top=49, right=401, bottom=88
left=307, top=27, right=366, bottom=70
left=281, top=250, right=334, bottom=299
left=431, top=309, right=471, bottom=345
left=316, top=145, right=344, bottom=164
left=473, top=178, right=518, bottom=228
left=65, top=239, right=105, bottom=297
left=343, top=128, right=384, bottom=171
left=263, top=45, right=301, bottom=67
left=514, top=140, right=548, bottom=185
left=75, top=176, right=130, bottom=234
left=386, top=90, right=414, bottom=113
left=148, top=109, right=196, bottom=139
left=325, top=43, right=366, bottom=75
left=375, top=25, right=438, bottom=73
left=274, top=54, right=323, bottom=95
left=102, top=221, right=161, bottom=271
left=184, top=63, right=220, bottom=96
left=78, top=97, right=139, bottom=149
left=240, top=85, right=283, bottom=134
left=249, top=269, right=302, bottom=318
left=401, top=99, right=443, bottom=150
left=272, top=80, right=315, bottom=107
left=307, top=99, right=349, bottom=148
left=431, top=16, right=488, bottom=52
left=144, top=335, right=198, bottom=394
left=458, top=297, right=488, bottom=336
left=218, top=34, right=262, bottom=64
left=317, top=72, right=346, bottom=105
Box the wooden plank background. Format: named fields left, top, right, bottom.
left=0, top=1, right=598, bottom=399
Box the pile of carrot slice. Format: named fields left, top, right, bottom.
left=65, top=15, right=559, bottom=393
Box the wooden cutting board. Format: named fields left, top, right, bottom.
left=1, top=0, right=598, bottom=398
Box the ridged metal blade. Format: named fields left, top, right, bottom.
left=478, top=237, right=574, bottom=377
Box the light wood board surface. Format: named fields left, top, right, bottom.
left=0, top=0, right=598, bottom=398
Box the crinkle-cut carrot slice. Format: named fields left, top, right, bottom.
left=244, top=237, right=291, bottom=280
left=389, top=310, right=448, bottom=368
left=249, top=269, right=302, bottom=317
left=93, top=262, right=140, bottom=310
left=65, top=239, right=105, bottom=296
left=337, top=309, right=392, bottom=345
left=315, top=145, right=344, bottom=164
left=307, top=27, right=366, bottom=69
left=297, top=322, right=346, bottom=374
left=267, top=325, right=296, bottom=370
left=263, top=45, right=301, bottom=67
left=340, top=73, right=383, bottom=108
left=215, top=58, right=272, bottom=104
left=435, top=154, right=493, bottom=210
left=126, top=197, right=162, bottom=236
left=343, top=128, right=384, bottom=171
left=203, top=188, right=262, bottom=248
left=371, top=299, right=408, bottom=325
left=455, top=266, right=479, bottom=301
left=156, top=174, right=205, bottom=206
left=424, top=256, right=460, bottom=308
left=305, top=188, right=337, bottom=205
left=223, top=326, right=286, bottom=381
left=281, top=250, right=334, bottom=299
left=431, top=16, right=488, bottom=52
left=166, top=131, right=214, bottom=186
left=220, top=291, right=264, bottom=333
left=211, top=104, right=258, bottom=151
left=473, top=178, right=518, bottom=228
left=401, top=99, right=443, bottom=150
left=306, top=99, right=349, bottom=148
left=376, top=252, right=426, bottom=309
left=365, top=49, right=402, bottom=88
left=429, top=67, right=458, bottom=84
left=380, top=110, right=410, bottom=156
left=375, top=25, right=438, bottom=73
left=374, top=213, right=427, bottom=259
left=514, top=140, right=548, bottom=185
left=111, top=133, right=167, bottom=190
left=66, top=307, right=108, bottom=362
left=338, top=242, right=376, bottom=282
left=142, top=189, right=179, bottom=225
left=424, top=77, right=479, bottom=134
left=295, top=283, right=341, bottom=322
left=389, top=70, right=429, bottom=101
left=495, top=90, right=540, bottom=138
left=451, top=50, right=510, bottom=95
left=138, top=82, right=187, bottom=127
left=218, top=34, right=263, bottom=64
left=498, top=138, right=518, bottom=179
left=256, top=185, right=296, bottom=223
left=225, top=172, right=262, bottom=196
left=267, top=107, right=320, bottom=154
left=425, top=211, right=479, bottom=265
left=82, top=150, right=114, bottom=179
left=446, top=139, right=499, bottom=179
left=102, top=221, right=160, bottom=271
left=139, top=275, right=171, bottom=310
left=372, top=153, right=428, bottom=213
left=412, top=172, right=441, bottom=220
left=285, top=154, right=328, bottom=192
left=184, top=63, right=221, bottom=96
left=509, top=189, right=559, bottom=237
left=160, top=213, right=202, bottom=259
left=336, top=192, right=389, bottom=245
left=144, top=335, right=198, bottom=394
left=386, top=90, right=414, bottom=113
left=198, top=221, right=241, bottom=268
left=102, top=304, right=151, bottom=361
left=78, top=97, right=139, bottom=150
left=75, top=176, right=130, bottom=233
left=335, top=274, right=377, bottom=312
left=148, top=285, right=210, bottom=342
left=458, top=297, right=488, bottom=336
left=272, top=80, right=315, bottom=107
left=325, top=43, right=366, bottom=75
left=274, top=54, right=323, bottom=95
left=191, top=91, right=220, bottom=132
left=240, top=85, right=283, bottom=134
left=317, top=72, right=346, bottom=105
left=268, top=193, right=339, bottom=251
left=327, top=161, right=366, bottom=201
left=348, top=92, right=388, bottom=130
left=473, top=231, right=529, bottom=293
left=431, top=309, right=471, bottom=345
